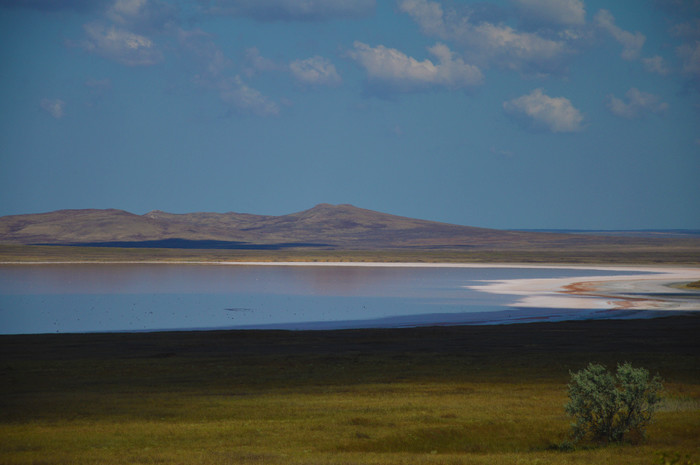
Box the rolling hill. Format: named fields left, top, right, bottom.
left=0, top=204, right=696, bottom=251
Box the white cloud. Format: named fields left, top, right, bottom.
left=177, top=28, right=233, bottom=78
left=671, top=19, right=700, bottom=39
left=468, top=22, right=567, bottom=72
left=107, top=0, right=147, bottom=25
left=594, top=9, right=645, bottom=60
left=203, top=0, right=375, bottom=21
left=40, top=98, right=66, bottom=119
left=397, top=0, right=447, bottom=38
left=289, top=56, right=342, bottom=86
left=512, top=0, right=586, bottom=26
left=177, top=31, right=279, bottom=116
left=81, top=22, right=163, bottom=66
left=72, top=0, right=173, bottom=67
left=607, top=88, right=668, bottom=119
left=678, top=40, right=700, bottom=78
left=106, top=0, right=177, bottom=32
left=219, top=76, right=280, bottom=117
left=242, top=49, right=342, bottom=88
left=243, top=47, right=279, bottom=77
left=642, top=55, right=670, bottom=75
left=397, top=0, right=572, bottom=75
left=348, top=41, right=482, bottom=93
left=503, top=88, right=583, bottom=133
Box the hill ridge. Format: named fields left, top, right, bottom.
left=1, top=204, right=695, bottom=250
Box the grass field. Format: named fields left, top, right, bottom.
left=2, top=316, right=699, bottom=464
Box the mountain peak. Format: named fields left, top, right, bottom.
left=144, top=210, right=166, bottom=218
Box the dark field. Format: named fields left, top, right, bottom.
left=1, top=315, right=699, bottom=464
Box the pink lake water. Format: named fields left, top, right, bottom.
left=0, top=263, right=693, bottom=334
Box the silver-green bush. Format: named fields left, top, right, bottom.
left=565, top=362, right=663, bottom=443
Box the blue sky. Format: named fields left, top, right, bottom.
left=1, top=0, right=699, bottom=229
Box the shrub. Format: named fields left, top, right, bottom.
left=565, top=362, right=663, bottom=443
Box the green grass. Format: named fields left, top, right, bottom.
left=2, top=317, right=699, bottom=464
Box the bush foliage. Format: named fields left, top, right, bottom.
left=565, top=362, right=663, bottom=443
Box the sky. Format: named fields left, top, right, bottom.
left=1, top=0, right=699, bottom=230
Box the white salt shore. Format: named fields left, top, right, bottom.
left=465, top=266, right=700, bottom=312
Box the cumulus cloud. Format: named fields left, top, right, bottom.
left=178, top=30, right=279, bottom=116
left=671, top=19, right=700, bottom=39
left=594, top=9, right=645, bottom=60
left=80, top=21, right=163, bottom=66
left=642, top=55, right=670, bottom=75
left=202, top=0, right=375, bottom=21
left=397, top=0, right=573, bottom=75
left=398, top=0, right=446, bottom=38
left=678, top=40, right=700, bottom=79
left=512, top=0, right=586, bottom=26
left=289, top=56, right=342, bottom=86
left=106, top=0, right=178, bottom=33
left=607, top=88, right=669, bottom=119
left=467, top=22, right=568, bottom=73
left=219, top=76, right=280, bottom=116
left=243, top=47, right=279, bottom=77
left=178, top=28, right=233, bottom=77
left=503, top=88, right=583, bottom=133
left=40, top=98, right=66, bottom=119
left=69, top=0, right=177, bottom=67
left=348, top=41, right=482, bottom=93
left=667, top=13, right=700, bottom=84
left=241, top=49, right=342, bottom=87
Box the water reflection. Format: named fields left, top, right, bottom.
left=0, top=264, right=653, bottom=334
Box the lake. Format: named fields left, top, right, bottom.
left=1, top=263, right=678, bottom=334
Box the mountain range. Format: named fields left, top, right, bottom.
left=0, top=204, right=695, bottom=251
